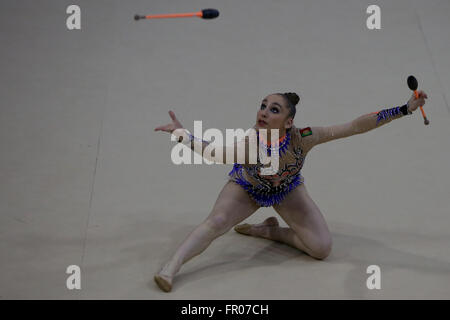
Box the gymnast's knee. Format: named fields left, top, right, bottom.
left=203, top=213, right=231, bottom=236
left=310, top=237, right=332, bottom=260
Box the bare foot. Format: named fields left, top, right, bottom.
left=234, top=216, right=279, bottom=238
left=154, top=272, right=173, bottom=292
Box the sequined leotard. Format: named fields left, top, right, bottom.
left=228, top=125, right=307, bottom=207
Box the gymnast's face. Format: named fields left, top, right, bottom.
left=256, top=94, right=293, bottom=134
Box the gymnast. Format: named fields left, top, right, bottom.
left=153, top=90, right=428, bottom=292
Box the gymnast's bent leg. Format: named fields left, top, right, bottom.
left=235, top=183, right=332, bottom=260
left=155, top=180, right=260, bottom=292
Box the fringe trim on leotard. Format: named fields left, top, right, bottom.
left=376, top=106, right=401, bottom=125
left=257, top=130, right=291, bottom=157
left=228, top=163, right=303, bottom=207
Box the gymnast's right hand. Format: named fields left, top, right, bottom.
left=154, top=110, right=183, bottom=133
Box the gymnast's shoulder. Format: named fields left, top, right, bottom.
left=293, top=125, right=321, bottom=152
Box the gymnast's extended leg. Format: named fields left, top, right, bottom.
left=235, top=183, right=332, bottom=260
left=155, top=181, right=260, bottom=292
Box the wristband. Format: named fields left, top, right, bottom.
left=399, top=103, right=412, bottom=116
left=172, top=128, right=192, bottom=144
left=376, top=103, right=410, bottom=125
left=173, top=129, right=208, bottom=145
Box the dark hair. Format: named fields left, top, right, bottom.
left=276, top=92, right=300, bottom=119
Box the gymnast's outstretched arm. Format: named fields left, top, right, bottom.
left=301, top=91, right=428, bottom=151
left=155, top=110, right=255, bottom=164
left=172, top=127, right=256, bottom=164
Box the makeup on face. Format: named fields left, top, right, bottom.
left=257, top=97, right=286, bottom=128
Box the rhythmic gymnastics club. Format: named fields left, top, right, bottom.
left=407, top=75, right=429, bottom=125
left=134, top=8, right=219, bottom=21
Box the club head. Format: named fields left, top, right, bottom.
left=201, top=8, right=219, bottom=19
left=407, top=75, right=418, bottom=91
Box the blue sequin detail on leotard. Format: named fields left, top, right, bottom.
left=228, top=129, right=304, bottom=207
left=228, top=164, right=304, bottom=207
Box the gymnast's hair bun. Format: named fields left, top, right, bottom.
left=283, top=92, right=300, bottom=106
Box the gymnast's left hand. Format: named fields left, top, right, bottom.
left=407, top=90, right=428, bottom=112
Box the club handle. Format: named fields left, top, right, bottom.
left=414, top=90, right=429, bottom=125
